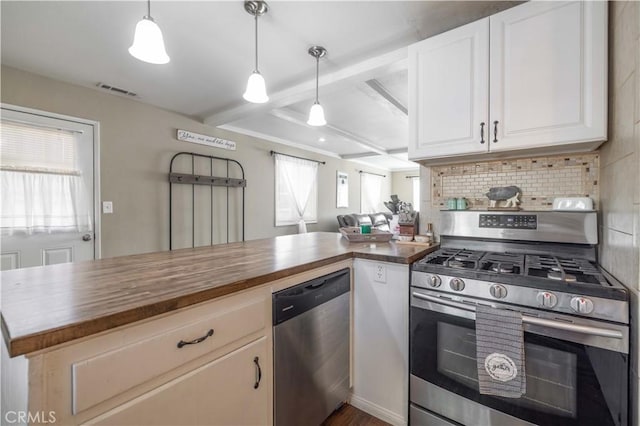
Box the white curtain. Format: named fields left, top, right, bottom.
left=0, top=170, right=92, bottom=235
left=0, top=119, right=92, bottom=235
left=412, top=177, right=421, bottom=212
left=360, top=173, right=383, bottom=213
left=275, top=154, right=318, bottom=231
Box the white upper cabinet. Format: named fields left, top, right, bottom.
left=489, top=1, right=607, bottom=152
left=408, top=1, right=607, bottom=161
left=409, top=19, right=489, bottom=158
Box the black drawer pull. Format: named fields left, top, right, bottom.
left=253, top=356, right=262, bottom=389
left=177, top=329, right=214, bottom=348
left=493, top=120, right=499, bottom=143
left=480, top=122, right=485, bottom=144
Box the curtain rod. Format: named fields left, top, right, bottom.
left=359, top=170, right=386, bottom=178
left=405, top=175, right=419, bottom=179
left=270, top=150, right=326, bottom=165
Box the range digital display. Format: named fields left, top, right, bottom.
left=479, top=214, right=537, bottom=229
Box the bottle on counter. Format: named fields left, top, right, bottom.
left=424, top=223, right=435, bottom=243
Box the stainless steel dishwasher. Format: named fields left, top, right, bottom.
left=273, top=268, right=350, bottom=426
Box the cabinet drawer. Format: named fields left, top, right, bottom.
left=72, top=296, right=266, bottom=414
left=83, top=337, right=269, bottom=426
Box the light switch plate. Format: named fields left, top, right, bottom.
left=374, top=264, right=386, bottom=283
left=102, top=201, right=113, bottom=214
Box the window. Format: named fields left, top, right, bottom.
left=0, top=119, right=92, bottom=235
left=360, top=172, right=383, bottom=213
left=274, top=154, right=318, bottom=226
left=412, top=176, right=420, bottom=212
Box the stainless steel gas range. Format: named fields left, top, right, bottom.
left=409, top=211, right=629, bottom=426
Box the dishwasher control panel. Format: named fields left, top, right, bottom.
left=272, top=268, right=350, bottom=325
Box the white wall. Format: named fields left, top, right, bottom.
left=0, top=66, right=391, bottom=258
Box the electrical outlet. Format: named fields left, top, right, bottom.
left=102, top=201, right=113, bottom=214
left=374, top=264, right=386, bottom=283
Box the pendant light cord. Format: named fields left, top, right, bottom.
left=315, top=57, right=319, bottom=103
left=147, top=0, right=151, bottom=18
left=254, top=14, right=259, bottom=72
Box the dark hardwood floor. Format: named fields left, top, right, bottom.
left=322, top=404, right=391, bottom=426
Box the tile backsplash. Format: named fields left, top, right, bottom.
left=431, top=153, right=600, bottom=210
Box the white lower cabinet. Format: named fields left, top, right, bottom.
left=17, top=286, right=273, bottom=426
left=85, top=338, right=268, bottom=426
left=352, top=259, right=409, bottom=426
left=5, top=263, right=364, bottom=426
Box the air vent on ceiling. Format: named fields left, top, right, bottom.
left=96, top=83, right=137, bottom=97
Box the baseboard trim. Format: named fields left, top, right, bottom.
left=348, top=393, right=406, bottom=426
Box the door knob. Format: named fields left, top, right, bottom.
left=82, top=233, right=93, bottom=241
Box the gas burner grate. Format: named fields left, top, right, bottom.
left=479, top=252, right=524, bottom=275
left=525, top=255, right=608, bottom=286
left=421, top=248, right=484, bottom=270
left=417, top=249, right=611, bottom=288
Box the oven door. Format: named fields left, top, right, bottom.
left=410, top=288, right=629, bottom=426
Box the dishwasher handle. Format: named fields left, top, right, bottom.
left=273, top=268, right=350, bottom=325
left=306, top=280, right=326, bottom=289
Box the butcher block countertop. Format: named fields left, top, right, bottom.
left=1, top=232, right=437, bottom=357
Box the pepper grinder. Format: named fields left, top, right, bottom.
left=424, top=223, right=434, bottom=244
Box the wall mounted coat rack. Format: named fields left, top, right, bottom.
left=169, top=152, right=246, bottom=250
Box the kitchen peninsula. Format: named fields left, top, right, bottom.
left=2, top=232, right=436, bottom=425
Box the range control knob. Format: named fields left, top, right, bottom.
left=570, top=297, right=594, bottom=314
left=490, top=284, right=507, bottom=299
left=536, top=291, right=558, bottom=308
left=449, top=278, right=465, bottom=292
left=428, top=275, right=442, bottom=288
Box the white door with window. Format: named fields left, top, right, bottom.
left=0, top=107, right=97, bottom=270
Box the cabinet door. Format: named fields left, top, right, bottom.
left=85, top=337, right=269, bottom=426
left=409, top=18, right=489, bottom=160
left=489, top=1, right=607, bottom=152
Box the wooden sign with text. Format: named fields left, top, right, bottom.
left=176, top=129, right=237, bottom=151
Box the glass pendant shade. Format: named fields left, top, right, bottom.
left=129, top=17, right=170, bottom=65
left=307, top=102, right=327, bottom=126
left=243, top=71, right=269, bottom=103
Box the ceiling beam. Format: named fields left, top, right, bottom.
left=202, top=47, right=408, bottom=127
left=337, top=147, right=408, bottom=160
left=341, top=152, right=381, bottom=160
left=268, top=108, right=388, bottom=156
left=364, top=79, right=408, bottom=115
left=218, top=124, right=341, bottom=159
left=388, top=147, right=409, bottom=155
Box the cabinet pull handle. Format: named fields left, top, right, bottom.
left=253, top=356, right=262, bottom=389
left=480, top=122, right=485, bottom=144
left=177, top=329, right=214, bottom=348
left=493, top=121, right=499, bottom=143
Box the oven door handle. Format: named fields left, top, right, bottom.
left=411, top=292, right=624, bottom=340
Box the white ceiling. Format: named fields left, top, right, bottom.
left=1, top=1, right=521, bottom=171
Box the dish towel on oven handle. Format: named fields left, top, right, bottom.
left=475, top=304, right=526, bottom=398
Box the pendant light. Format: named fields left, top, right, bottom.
left=128, top=0, right=170, bottom=64
left=243, top=1, right=269, bottom=103
left=307, top=46, right=327, bottom=127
